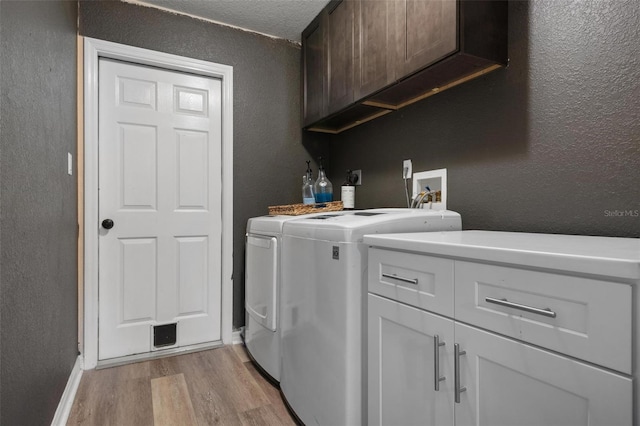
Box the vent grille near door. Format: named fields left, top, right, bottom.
left=154, top=323, right=177, bottom=348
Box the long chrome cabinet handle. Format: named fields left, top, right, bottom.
left=381, top=273, right=418, bottom=285
left=485, top=296, right=557, bottom=318
left=434, top=335, right=446, bottom=391
left=454, top=343, right=466, bottom=403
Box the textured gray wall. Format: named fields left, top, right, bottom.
left=79, top=1, right=312, bottom=328
left=315, top=0, right=640, bottom=238
left=0, top=1, right=78, bottom=425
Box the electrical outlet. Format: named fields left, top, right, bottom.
left=403, top=159, right=412, bottom=179
left=352, top=169, right=362, bottom=186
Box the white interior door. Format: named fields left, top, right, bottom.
left=98, top=58, right=222, bottom=361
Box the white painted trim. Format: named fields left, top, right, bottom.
left=82, top=37, right=234, bottom=370
left=232, top=328, right=244, bottom=345
left=50, top=356, right=83, bottom=426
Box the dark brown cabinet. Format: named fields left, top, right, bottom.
left=304, top=0, right=393, bottom=132
left=394, top=0, right=457, bottom=78
left=369, top=0, right=508, bottom=109
left=302, top=15, right=325, bottom=126
left=302, top=0, right=508, bottom=133
left=325, top=0, right=355, bottom=114
left=353, top=0, right=396, bottom=100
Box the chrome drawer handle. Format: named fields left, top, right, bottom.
left=454, top=343, right=466, bottom=403
left=434, top=335, right=446, bottom=391
left=381, top=273, right=418, bottom=285
left=485, top=297, right=557, bottom=318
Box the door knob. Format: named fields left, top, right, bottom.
left=102, top=219, right=114, bottom=229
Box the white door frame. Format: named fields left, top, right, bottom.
left=83, top=37, right=233, bottom=369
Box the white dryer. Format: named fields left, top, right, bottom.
left=280, top=209, right=462, bottom=426
left=244, top=215, right=292, bottom=382
left=244, top=213, right=336, bottom=382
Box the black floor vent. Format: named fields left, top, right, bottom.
left=153, top=323, right=177, bottom=348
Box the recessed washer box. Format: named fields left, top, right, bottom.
left=413, top=168, right=447, bottom=210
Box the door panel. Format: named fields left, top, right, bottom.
left=120, top=124, right=157, bottom=209
left=176, top=130, right=209, bottom=210
left=326, top=0, right=355, bottom=114
left=120, top=238, right=157, bottom=324
left=354, top=0, right=396, bottom=100
left=245, top=235, right=278, bottom=331
left=174, top=86, right=209, bottom=117
left=455, top=323, right=632, bottom=426
left=396, top=0, right=457, bottom=78
left=176, top=236, right=209, bottom=316
left=368, top=293, right=454, bottom=426
left=302, top=16, right=325, bottom=126
left=98, top=58, right=222, bottom=360
left=118, top=77, right=157, bottom=109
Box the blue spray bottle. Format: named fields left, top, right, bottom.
left=314, top=157, right=333, bottom=203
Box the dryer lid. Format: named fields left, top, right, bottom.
left=282, top=208, right=462, bottom=243
left=247, top=211, right=346, bottom=235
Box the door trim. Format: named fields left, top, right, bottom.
left=83, top=37, right=234, bottom=369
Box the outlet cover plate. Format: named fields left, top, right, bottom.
left=403, top=159, right=412, bottom=179
left=352, top=169, right=362, bottom=185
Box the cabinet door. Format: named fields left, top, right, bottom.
left=368, top=293, right=454, bottom=426
left=325, top=0, right=355, bottom=114
left=454, top=323, right=632, bottom=426
left=395, top=0, right=458, bottom=78
left=353, top=0, right=396, bottom=100
left=302, top=15, right=325, bottom=126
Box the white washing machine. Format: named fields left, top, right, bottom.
left=280, top=209, right=462, bottom=426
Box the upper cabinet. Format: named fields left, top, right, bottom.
left=325, top=0, right=356, bottom=115
left=302, top=0, right=508, bottom=134
left=353, top=0, right=396, bottom=100
left=395, top=0, right=457, bottom=78
left=302, top=15, right=325, bottom=126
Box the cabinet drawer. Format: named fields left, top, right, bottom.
left=454, top=261, right=632, bottom=373
left=368, top=247, right=454, bottom=316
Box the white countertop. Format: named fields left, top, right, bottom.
left=363, top=231, right=640, bottom=280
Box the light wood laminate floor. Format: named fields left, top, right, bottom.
left=67, top=345, right=296, bottom=426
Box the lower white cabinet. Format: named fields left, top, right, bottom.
left=369, top=294, right=632, bottom=426
left=455, top=322, right=631, bottom=426
left=366, top=231, right=639, bottom=426
left=368, top=293, right=454, bottom=426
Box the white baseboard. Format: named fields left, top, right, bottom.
left=51, top=355, right=83, bottom=426
left=96, top=341, right=224, bottom=369
left=232, top=327, right=244, bottom=345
